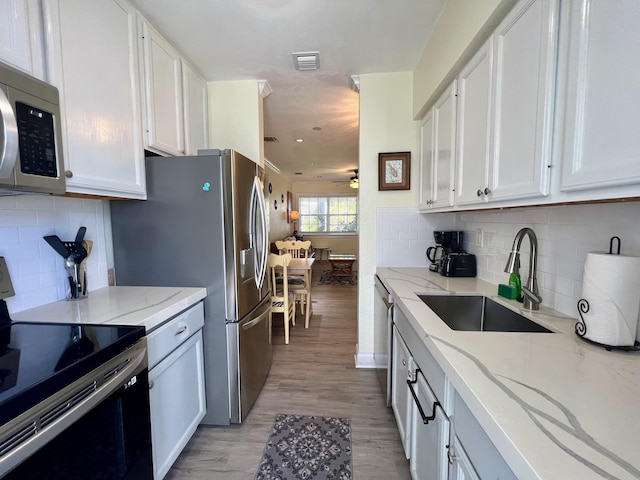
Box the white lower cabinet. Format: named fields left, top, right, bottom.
left=147, top=302, right=206, bottom=480
left=409, top=370, right=450, bottom=480
left=449, top=436, right=480, bottom=480
left=391, top=324, right=412, bottom=458
left=392, top=306, right=516, bottom=480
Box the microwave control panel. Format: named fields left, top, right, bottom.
left=15, top=101, right=58, bottom=177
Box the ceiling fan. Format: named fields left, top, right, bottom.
left=349, top=169, right=359, bottom=189
left=332, top=169, right=359, bottom=189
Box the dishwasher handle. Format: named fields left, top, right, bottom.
left=407, top=369, right=440, bottom=425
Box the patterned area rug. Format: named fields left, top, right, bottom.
left=255, top=414, right=352, bottom=480
left=318, top=270, right=357, bottom=285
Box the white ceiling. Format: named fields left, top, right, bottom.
left=131, top=0, right=447, bottom=182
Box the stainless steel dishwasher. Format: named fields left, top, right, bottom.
left=374, top=274, right=394, bottom=406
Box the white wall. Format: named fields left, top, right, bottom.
left=0, top=196, right=109, bottom=314
left=357, top=72, right=419, bottom=364
left=458, top=202, right=640, bottom=319
left=413, top=0, right=517, bottom=117
left=266, top=168, right=293, bottom=243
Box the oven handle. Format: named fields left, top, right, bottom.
left=0, top=339, right=148, bottom=476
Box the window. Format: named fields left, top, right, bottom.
left=298, top=195, right=358, bottom=233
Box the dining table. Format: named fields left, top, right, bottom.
left=287, top=257, right=315, bottom=327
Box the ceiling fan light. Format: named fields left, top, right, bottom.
left=350, top=178, right=359, bottom=189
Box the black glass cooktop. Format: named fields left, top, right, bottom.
left=0, top=322, right=145, bottom=425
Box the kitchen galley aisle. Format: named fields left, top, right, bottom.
left=165, top=262, right=409, bottom=479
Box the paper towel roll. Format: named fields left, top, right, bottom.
left=580, top=252, right=640, bottom=347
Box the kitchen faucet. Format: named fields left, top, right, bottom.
left=504, top=227, right=542, bottom=310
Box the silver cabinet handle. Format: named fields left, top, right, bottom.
left=149, top=379, right=154, bottom=389
left=65, top=170, right=73, bottom=178
left=402, top=358, right=406, bottom=366
left=476, top=189, right=483, bottom=197
left=174, top=325, right=187, bottom=336
left=484, top=187, right=491, bottom=195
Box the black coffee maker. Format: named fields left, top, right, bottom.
left=426, top=231, right=464, bottom=272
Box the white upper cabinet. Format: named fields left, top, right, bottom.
left=0, top=0, right=44, bottom=78
left=433, top=82, right=457, bottom=209
left=419, top=82, right=456, bottom=211
left=44, top=0, right=146, bottom=199
left=455, top=41, right=493, bottom=206
left=139, top=19, right=184, bottom=156
left=419, top=110, right=435, bottom=209
left=489, top=0, right=557, bottom=201
left=139, top=19, right=209, bottom=157
left=559, top=0, right=640, bottom=191
left=182, top=60, right=209, bottom=155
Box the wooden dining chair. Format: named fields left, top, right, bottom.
left=276, top=240, right=311, bottom=258
left=267, top=253, right=296, bottom=344
left=275, top=240, right=312, bottom=327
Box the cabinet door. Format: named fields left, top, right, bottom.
left=44, top=0, right=146, bottom=198
left=432, top=81, right=456, bottom=208
left=391, top=325, right=412, bottom=458
left=140, top=19, right=185, bottom=156
left=149, top=330, right=206, bottom=480
left=409, top=370, right=450, bottom=480
left=418, top=109, right=435, bottom=210
left=182, top=60, right=209, bottom=155
left=0, top=0, right=44, bottom=78
left=489, top=0, right=557, bottom=200
left=449, top=436, right=480, bottom=480
left=560, top=0, right=640, bottom=191
left=455, top=41, right=493, bottom=206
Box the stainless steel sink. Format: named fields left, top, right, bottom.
left=418, top=295, right=552, bottom=333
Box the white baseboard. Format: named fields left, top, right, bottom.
left=354, top=352, right=376, bottom=368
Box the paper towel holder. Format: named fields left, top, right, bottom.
left=575, top=299, right=640, bottom=351
left=609, top=236, right=621, bottom=255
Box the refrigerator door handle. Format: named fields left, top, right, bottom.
left=250, top=175, right=268, bottom=289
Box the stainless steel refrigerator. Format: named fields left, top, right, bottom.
left=110, top=149, right=270, bottom=425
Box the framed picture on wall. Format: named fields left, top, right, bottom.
left=286, top=191, right=292, bottom=223
left=378, top=152, right=411, bottom=191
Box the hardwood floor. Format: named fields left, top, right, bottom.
left=165, top=262, right=411, bottom=479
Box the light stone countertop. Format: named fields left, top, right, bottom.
left=10, top=286, right=207, bottom=332
left=377, top=267, right=640, bottom=480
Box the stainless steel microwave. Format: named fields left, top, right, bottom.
left=0, top=61, right=65, bottom=195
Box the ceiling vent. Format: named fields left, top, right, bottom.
left=264, top=136, right=279, bottom=143
left=292, top=51, right=320, bottom=71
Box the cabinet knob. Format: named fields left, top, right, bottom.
left=402, top=358, right=407, bottom=366
left=476, top=189, right=483, bottom=197
left=65, top=170, right=73, bottom=178
left=148, top=380, right=154, bottom=390
left=484, top=187, right=491, bottom=195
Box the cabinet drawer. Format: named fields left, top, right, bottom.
left=147, top=302, right=204, bottom=369
left=453, top=391, right=516, bottom=480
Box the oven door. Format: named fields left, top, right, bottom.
left=0, top=339, right=152, bottom=480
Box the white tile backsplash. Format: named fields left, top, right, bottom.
left=378, top=202, right=640, bottom=318
left=458, top=202, right=640, bottom=318
left=0, top=195, right=109, bottom=314
left=376, top=207, right=457, bottom=267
